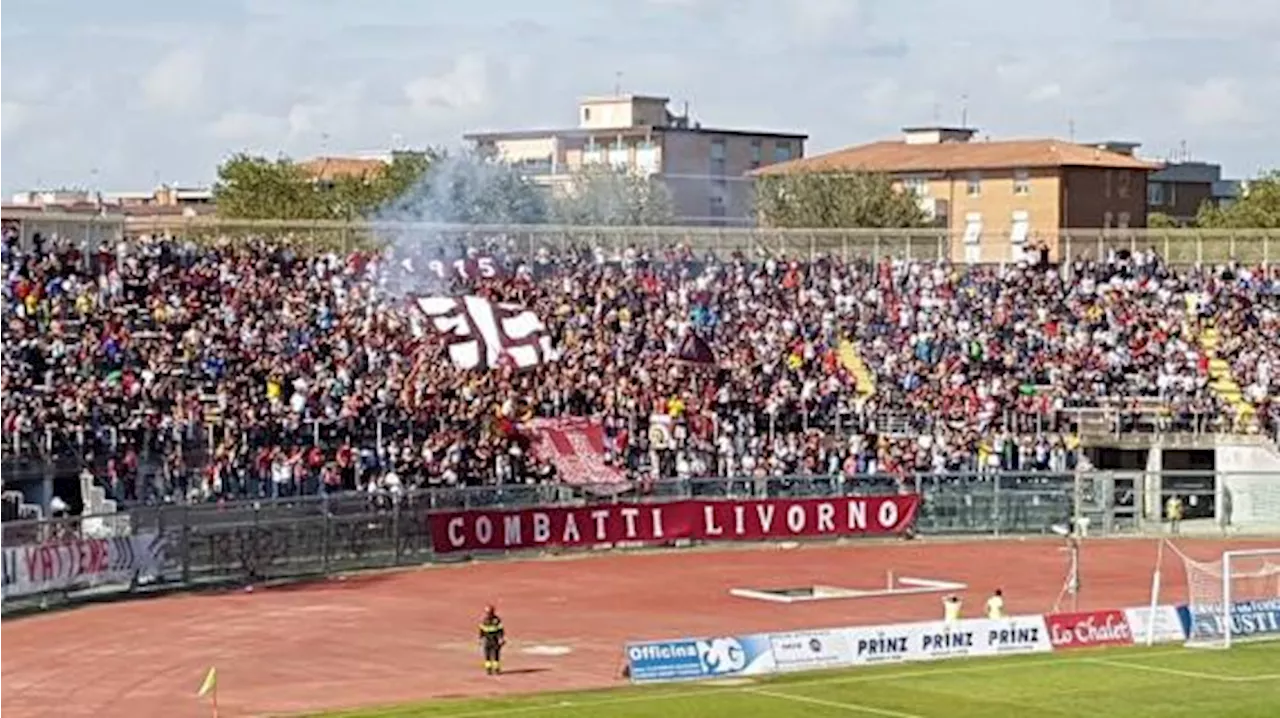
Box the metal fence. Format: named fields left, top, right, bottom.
left=0, top=471, right=1125, bottom=612
left=7, top=211, right=1280, bottom=265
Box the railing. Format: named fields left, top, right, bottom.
left=1003, top=406, right=1280, bottom=444
left=0, top=472, right=1091, bottom=610
left=7, top=212, right=1280, bottom=265
left=6, top=469, right=1276, bottom=613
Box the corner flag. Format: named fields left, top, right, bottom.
left=197, top=667, right=217, bottom=698
left=197, top=666, right=219, bottom=717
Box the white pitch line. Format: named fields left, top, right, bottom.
left=750, top=688, right=926, bottom=718
left=430, top=647, right=1199, bottom=718
left=1085, top=660, right=1254, bottom=680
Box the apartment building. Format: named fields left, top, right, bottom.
left=465, top=94, right=807, bottom=225
left=755, top=126, right=1161, bottom=262
left=1147, top=161, right=1241, bottom=225
left=9, top=185, right=214, bottom=218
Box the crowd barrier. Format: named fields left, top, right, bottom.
left=0, top=493, right=921, bottom=611
left=624, top=604, right=1191, bottom=683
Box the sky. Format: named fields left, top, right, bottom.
left=2, top=0, right=1278, bottom=195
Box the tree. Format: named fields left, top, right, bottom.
left=213, top=154, right=326, bottom=220
left=754, top=171, right=927, bottom=228
left=215, top=150, right=437, bottom=221
left=550, top=165, right=675, bottom=226
left=1195, top=171, right=1280, bottom=229
left=1147, top=212, right=1179, bottom=229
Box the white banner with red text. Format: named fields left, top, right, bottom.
left=1, top=532, right=167, bottom=601
left=428, top=495, right=921, bottom=553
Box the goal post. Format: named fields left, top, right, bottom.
left=1164, top=543, right=1280, bottom=649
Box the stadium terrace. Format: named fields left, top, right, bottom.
left=4, top=231, right=1280, bottom=516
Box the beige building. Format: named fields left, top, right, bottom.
left=9, top=185, right=214, bottom=219
left=755, top=126, right=1162, bottom=263
left=465, top=94, right=807, bottom=225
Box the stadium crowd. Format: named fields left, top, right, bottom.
left=4, top=228, right=1280, bottom=506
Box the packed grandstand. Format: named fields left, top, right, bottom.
left=4, top=227, right=1279, bottom=511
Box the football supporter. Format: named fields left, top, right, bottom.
left=5, top=232, right=1276, bottom=507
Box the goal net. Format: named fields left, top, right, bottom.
left=1170, top=544, right=1280, bottom=649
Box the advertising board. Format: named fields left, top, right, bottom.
left=1045, top=610, right=1134, bottom=650
left=625, top=608, right=1182, bottom=684
left=841, top=615, right=1051, bottom=668
left=767, top=629, right=854, bottom=672
left=1178, top=599, right=1280, bottom=642
left=1122, top=606, right=1187, bottom=644
left=626, top=635, right=775, bottom=683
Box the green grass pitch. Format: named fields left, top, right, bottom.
left=317, top=643, right=1280, bottom=718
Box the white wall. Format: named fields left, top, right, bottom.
left=1216, top=443, right=1280, bottom=526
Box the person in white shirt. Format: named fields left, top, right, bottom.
left=943, top=594, right=963, bottom=625
left=986, top=589, right=1005, bottom=619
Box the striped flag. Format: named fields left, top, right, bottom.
left=197, top=667, right=217, bottom=698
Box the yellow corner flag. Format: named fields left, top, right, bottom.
left=197, top=666, right=218, bottom=698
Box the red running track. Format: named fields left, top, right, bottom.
left=2, top=537, right=1273, bottom=718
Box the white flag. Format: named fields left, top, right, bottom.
left=416, top=295, right=558, bottom=370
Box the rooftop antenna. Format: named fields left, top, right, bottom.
left=960, top=94, right=969, bottom=128
left=614, top=71, right=623, bottom=96
left=1068, top=118, right=1076, bottom=142
left=1179, top=139, right=1188, bottom=161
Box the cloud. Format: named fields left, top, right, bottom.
left=2, top=102, right=33, bottom=137
left=1028, top=83, right=1063, bottom=102
left=3, top=1, right=1279, bottom=192
left=207, top=110, right=286, bottom=141
left=404, top=54, right=490, bottom=117
left=140, top=47, right=205, bottom=112
left=1180, top=78, right=1251, bottom=127
left=788, top=0, right=870, bottom=41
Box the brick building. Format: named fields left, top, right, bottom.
left=754, top=127, right=1161, bottom=263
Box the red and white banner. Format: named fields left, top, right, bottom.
left=1045, top=609, right=1134, bottom=650
left=526, top=417, right=626, bottom=487
left=1, top=532, right=167, bottom=601
left=429, top=495, right=920, bottom=553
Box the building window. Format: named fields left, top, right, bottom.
left=583, top=108, right=591, bottom=122
left=1013, top=169, right=1031, bottom=195
left=1011, top=210, right=1030, bottom=244
left=1118, top=171, right=1131, bottom=198
left=1148, top=182, right=1165, bottom=206
left=902, top=177, right=929, bottom=197
left=773, top=142, right=793, bottom=163
left=966, top=171, right=982, bottom=197
left=710, top=139, right=727, bottom=176
left=1103, top=211, right=1114, bottom=229
left=1104, top=171, right=1113, bottom=199
left=749, top=139, right=762, bottom=170
left=963, top=212, right=983, bottom=245
left=709, top=195, right=726, bottom=218
left=1118, top=212, right=1131, bottom=229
